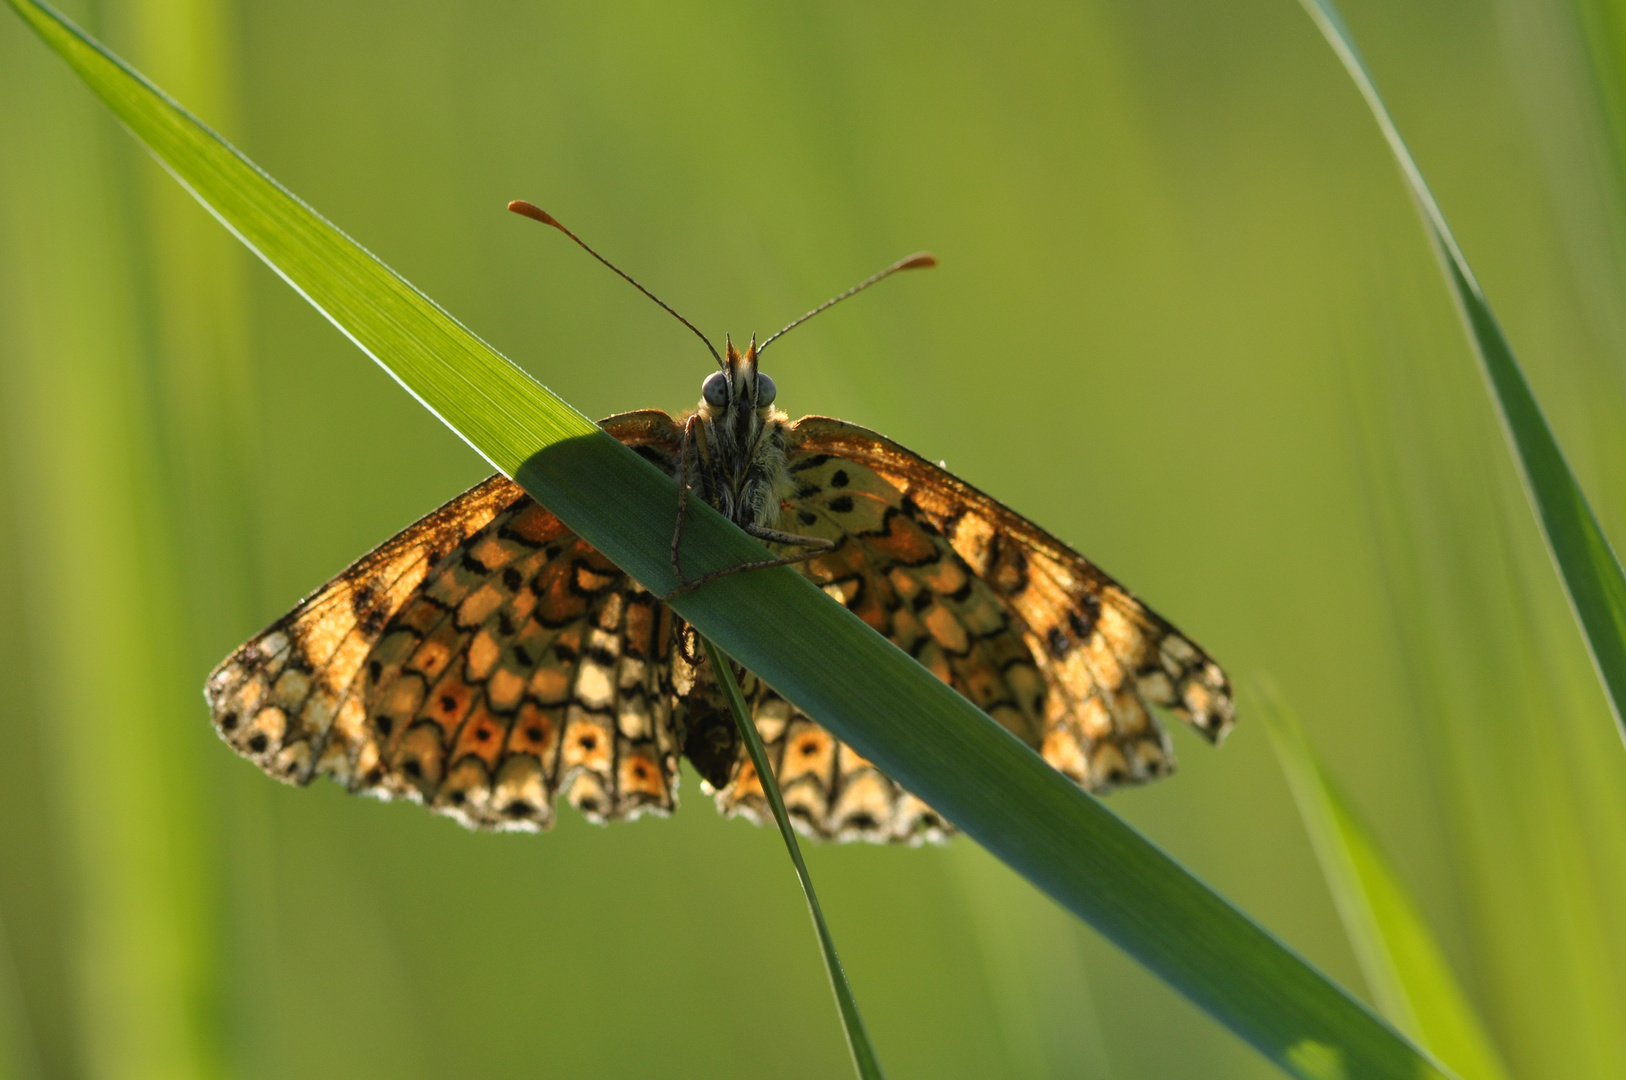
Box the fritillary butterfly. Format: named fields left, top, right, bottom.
left=205, top=209, right=1234, bottom=844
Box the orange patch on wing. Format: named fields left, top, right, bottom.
left=394, top=723, right=447, bottom=792
left=923, top=604, right=970, bottom=654
left=452, top=700, right=507, bottom=767
left=867, top=512, right=939, bottom=566
left=505, top=503, right=567, bottom=545
left=407, top=625, right=459, bottom=681
left=465, top=629, right=501, bottom=681
left=620, top=753, right=666, bottom=798
left=376, top=676, right=426, bottom=737
left=561, top=716, right=612, bottom=772
left=1042, top=727, right=1089, bottom=782
left=487, top=667, right=526, bottom=711
left=779, top=727, right=835, bottom=783
left=575, top=564, right=618, bottom=592
left=529, top=664, right=572, bottom=705
left=458, top=583, right=505, bottom=627
left=424, top=670, right=476, bottom=734
left=509, top=702, right=561, bottom=765
left=534, top=565, right=590, bottom=625
left=468, top=534, right=517, bottom=571
left=733, top=760, right=765, bottom=800
left=395, top=596, right=444, bottom=637
left=596, top=591, right=625, bottom=633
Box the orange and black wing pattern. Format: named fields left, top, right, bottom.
left=205, top=413, right=689, bottom=833
left=702, top=415, right=1231, bottom=844
left=779, top=416, right=1233, bottom=789
left=206, top=410, right=1231, bottom=842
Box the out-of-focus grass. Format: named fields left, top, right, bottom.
left=6, top=3, right=1445, bottom=1073
left=1258, top=685, right=1509, bottom=1080
left=2, top=0, right=1625, bottom=1077
left=1303, top=0, right=1626, bottom=749
left=0, top=9, right=218, bottom=1079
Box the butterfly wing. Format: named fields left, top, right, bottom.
left=712, top=416, right=1232, bottom=829
left=205, top=412, right=688, bottom=832
left=207, top=407, right=1229, bottom=841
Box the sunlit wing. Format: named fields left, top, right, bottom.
left=206, top=409, right=1231, bottom=843
left=773, top=415, right=1234, bottom=793
left=205, top=414, right=688, bottom=833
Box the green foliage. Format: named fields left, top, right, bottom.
left=703, top=636, right=886, bottom=1080
left=3, top=0, right=1626, bottom=1077
left=1259, top=685, right=1508, bottom=1080
left=4, top=0, right=1444, bottom=1076
left=1300, top=0, right=1626, bottom=755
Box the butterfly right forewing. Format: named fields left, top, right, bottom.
left=783, top=416, right=1234, bottom=792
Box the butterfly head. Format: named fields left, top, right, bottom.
left=698, top=335, right=777, bottom=424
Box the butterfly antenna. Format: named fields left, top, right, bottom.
left=508, top=200, right=723, bottom=368
left=757, top=251, right=937, bottom=356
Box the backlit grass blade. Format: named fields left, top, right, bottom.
left=6, top=1, right=1450, bottom=1075
left=702, top=636, right=885, bottom=1080
left=1257, top=685, right=1511, bottom=1080
left=1299, top=0, right=1626, bottom=749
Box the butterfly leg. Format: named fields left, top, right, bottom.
left=663, top=525, right=836, bottom=599
left=664, top=549, right=829, bottom=599
left=665, top=417, right=834, bottom=599
left=743, top=525, right=838, bottom=550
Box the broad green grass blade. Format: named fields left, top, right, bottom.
left=1299, top=0, right=1626, bottom=750
left=701, top=636, right=885, bottom=1080
left=6, top=1, right=1450, bottom=1075
left=1256, top=685, right=1511, bottom=1080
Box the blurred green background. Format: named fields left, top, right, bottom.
left=5, top=0, right=1626, bottom=1076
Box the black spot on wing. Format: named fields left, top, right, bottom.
left=1069, top=594, right=1101, bottom=638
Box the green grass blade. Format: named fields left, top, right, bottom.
left=5, top=1, right=1451, bottom=1075
left=1257, top=686, right=1511, bottom=1080
left=701, top=636, right=885, bottom=1080
left=1298, top=0, right=1626, bottom=749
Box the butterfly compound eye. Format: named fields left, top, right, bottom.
left=701, top=371, right=729, bottom=408
left=755, top=372, right=776, bottom=406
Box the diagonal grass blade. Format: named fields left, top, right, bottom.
left=1298, top=0, right=1626, bottom=751
left=1257, top=684, right=1512, bottom=1080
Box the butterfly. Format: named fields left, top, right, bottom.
left=204, top=203, right=1234, bottom=845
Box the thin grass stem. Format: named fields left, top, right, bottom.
left=700, top=635, right=886, bottom=1080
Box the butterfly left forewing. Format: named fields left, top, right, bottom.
left=206, top=474, right=524, bottom=787
left=206, top=412, right=689, bottom=832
